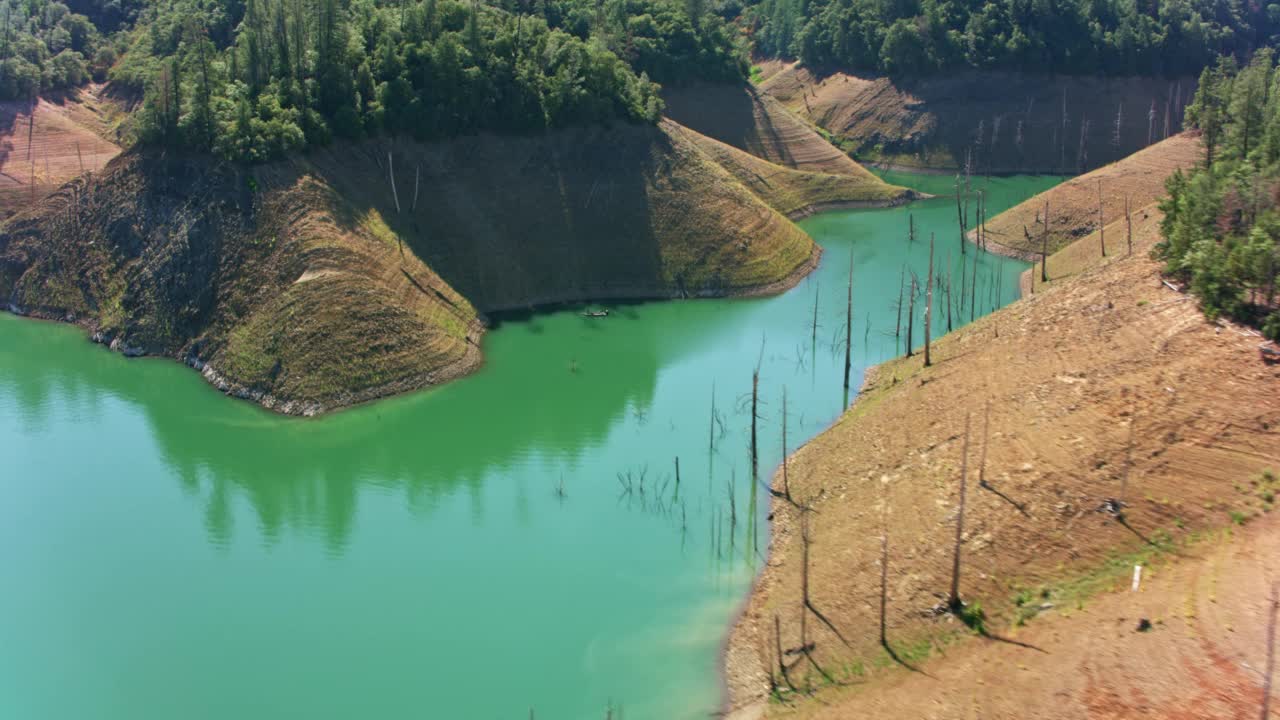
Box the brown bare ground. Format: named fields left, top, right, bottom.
left=760, top=62, right=1197, bottom=175
left=661, top=82, right=882, bottom=178
left=1020, top=202, right=1164, bottom=296
left=985, top=131, right=1202, bottom=260
left=0, top=86, right=121, bottom=217
left=725, top=190, right=1280, bottom=719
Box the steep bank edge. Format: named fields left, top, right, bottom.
left=983, top=131, right=1202, bottom=261
left=1, top=122, right=820, bottom=414
left=663, top=119, right=915, bottom=218
left=724, top=186, right=1280, bottom=717
left=761, top=63, right=1198, bottom=176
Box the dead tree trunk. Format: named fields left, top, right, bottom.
left=879, top=525, right=890, bottom=648
left=800, top=508, right=811, bottom=648
left=895, top=267, right=904, bottom=350
left=843, top=254, right=853, bottom=394
left=1263, top=582, right=1278, bottom=720
left=946, top=268, right=954, bottom=333
left=411, top=164, right=421, bottom=211
left=387, top=152, right=401, bottom=214
left=781, top=387, right=791, bottom=501
left=1125, top=195, right=1133, bottom=256
left=709, top=383, right=716, bottom=453
left=925, top=234, right=935, bottom=367
left=751, top=369, right=759, bottom=483
left=1098, top=179, right=1106, bottom=257
left=978, top=400, right=991, bottom=487
left=1120, top=414, right=1135, bottom=506
left=811, top=282, right=819, bottom=348
left=969, top=245, right=978, bottom=323
left=955, top=178, right=966, bottom=255
left=905, top=276, right=916, bottom=358
left=949, top=413, right=972, bottom=610
left=1041, top=200, right=1050, bottom=283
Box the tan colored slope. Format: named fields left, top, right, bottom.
left=726, top=203, right=1280, bottom=718
left=1020, top=201, right=1164, bottom=296
left=664, top=119, right=913, bottom=218
left=774, top=514, right=1280, bottom=720
left=761, top=62, right=1198, bottom=175
left=661, top=81, right=882, bottom=178
left=2, top=122, right=818, bottom=413
left=0, top=86, right=121, bottom=218
left=983, top=131, right=1202, bottom=259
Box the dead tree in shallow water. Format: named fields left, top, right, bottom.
left=781, top=387, right=791, bottom=501
left=843, top=254, right=853, bottom=394
left=969, top=244, right=979, bottom=323
left=925, top=234, right=935, bottom=367
left=751, top=369, right=759, bottom=483
left=908, top=214, right=915, bottom=243
left=811, top=282, right=819, bottom=348
left=948, top=413, right=972, bottom=611
left=895, top=267, right=904, bottom=350
left=955, top=178, right=967, bottom=255
left=708, top=383, right=717, bottom=454
left=946, top=268, right=954, bottom=332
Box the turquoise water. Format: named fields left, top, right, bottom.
left=0, top=174, right=1059, bottom=719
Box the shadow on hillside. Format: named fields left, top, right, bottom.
left=303, top=125, right=673, bottom=312
left=796, top=68, right=1199, bottom=175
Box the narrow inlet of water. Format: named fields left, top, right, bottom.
left=0, top=173, right=1059, bottom=719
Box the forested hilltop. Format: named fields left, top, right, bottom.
left=747, top=0, right=1277, bottom=77
left=1160, top=51, right=1280, bottom=339
left=1, top=0, right=745, bottom=160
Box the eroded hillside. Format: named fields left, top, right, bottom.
left=761, top=64, right=1197, bottom=175
left=1, top=121, right=827, bottom=413
left=983, top=132, right=1202, bottom=260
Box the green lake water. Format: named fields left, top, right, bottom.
left=0, top=173, right=1059, bottom=719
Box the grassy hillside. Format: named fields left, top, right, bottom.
left=983, top=132, right=1202, bottom=259
left=665, top=119, right=912, bottom=218
left=1, top=121, right=819, bottom=413
left=726, top=188, right=1280, bottom=717
left=761, top=63, right=1198, bottom=175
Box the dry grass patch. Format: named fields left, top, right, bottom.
left=984, top=132, right=1201, bottom=259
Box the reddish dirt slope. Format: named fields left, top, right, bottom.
left=0, top=87, right=121, bottom=217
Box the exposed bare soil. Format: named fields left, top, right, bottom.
left=661, top=82, right=883, bottom=178
left=760, top=63, right=1197, bottom=175
left=2, top=121, right=820, bottom=413
left=726, top=187, right=1280, bottom=719
left=0, top=85, right=121, bottom=217
left=984, top=131, right=1202, bottom=260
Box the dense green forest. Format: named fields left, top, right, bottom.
left=748, top=0, right=1278, bottom=77
left=0, top=0, right=144, bottom=98
left=1160, top=51, right=1280, bottom=340
left=0, top=0, right=743, bottom=160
